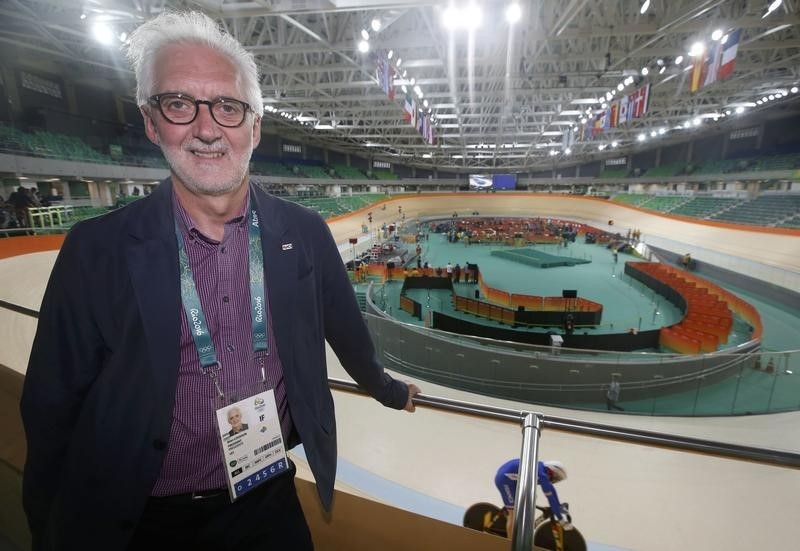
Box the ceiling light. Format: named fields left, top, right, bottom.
left=617, top=83, right=624, bottom=91
left=756, top=100, right=763, bottom=105
left=688, top=42, right=705, bottom=57
left=641, top=67, right=649, bottom=76
left=624, top=76, right=634, bottom=85
left=442, top=6, right=458, bottom=29
left=725, top=110, right=732, bottom=115
left=565, top=148, right=572, bottom=155
left=410, top=78, right=416, bottom=85
left=792, top=87, right=798, bottom=93
left=371, top=19, right=381, bottom=32
left=598, top=144, right=606, bottom=151
left=465, top=4, right=483, bottom=30
left=601, top=103, right=608, bottom=109
left=658, top=128, right=666, bottom=135
left=659, top=66, right=666, bottom=74
left=763, top=0, right=783, bottom=18
left=506, top=3, right=522, bottom=24
left=675, top=55, right=684, bottom=65
left=397, top=58, right=403, bottom=67
left=605, top=92, right=613, bottom=101
left=388, top=50, right=393, bottom=59
left=638, top=134, right=646, bottom=141
left=762, top=96, right=769, bottom=102
left=640, top=0, right=650, bottom=14
left=769, top=94, right=775, bottom=100
left=650, top=130, right=657, bottom=137
left=735, top=106, right=745, bottom=114
left=361, top=29, right=369, bottom=41
left=91, top=21, right=114, bottom=45
left=612, top=141, right=619, bottom=147
left=357, top=40, right=369, bottom=53
left=423, top=99, right=429, bottom=107
left=693, top=117, right=702, bottom=126
left=711, top=29, right=723, bottom=41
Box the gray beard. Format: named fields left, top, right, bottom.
left=161, top=147, right=251, bottom=197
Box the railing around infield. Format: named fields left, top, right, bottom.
left=362, top=299, right=798, bottom=416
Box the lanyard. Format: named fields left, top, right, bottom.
left=175, top=200, right=269, bottom=395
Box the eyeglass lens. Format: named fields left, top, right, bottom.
left=158, top=95, right=247, bottom=127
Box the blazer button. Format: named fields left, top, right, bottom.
left=152, top=438, right=167, bottom=451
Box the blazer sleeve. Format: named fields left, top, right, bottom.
left=20, top=226, right=105, bottom=541
left=315, top=216, right=409, bottom=410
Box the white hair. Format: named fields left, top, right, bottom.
left=124, top=10, right=263, bottom=115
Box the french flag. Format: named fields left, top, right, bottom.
left=717, top=29, right=741, bottom=81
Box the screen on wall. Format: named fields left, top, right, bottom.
left=492, top=174, right=517, bottom=190
left=468, top=174, right=492, bottom=190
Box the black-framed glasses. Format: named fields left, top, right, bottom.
left=148, top=93, right=252, bottom=128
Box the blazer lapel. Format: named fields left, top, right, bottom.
left=252, top=186, right=297, bottom=373
left=125, top=182, right=181, bottom=409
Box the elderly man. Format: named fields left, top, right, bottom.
left=21, top=10, right=419, bottom=550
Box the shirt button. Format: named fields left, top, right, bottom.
left=226, top=345, right=235, bottom=352
left=223, top=296, right=230, bottom=303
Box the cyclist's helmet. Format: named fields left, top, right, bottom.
left=543, top=460, right=567, bottom=483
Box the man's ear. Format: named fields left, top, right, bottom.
left=141, top=106, right=160, bottom=146
left=252, top=115, right=262, bottom=148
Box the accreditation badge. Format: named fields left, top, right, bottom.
left=215, top=388, right=288, bottom=500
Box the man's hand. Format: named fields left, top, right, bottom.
left=404, top=383, right=421, bottom=412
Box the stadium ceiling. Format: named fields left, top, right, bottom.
left=1, top=0, right=799, bottom=171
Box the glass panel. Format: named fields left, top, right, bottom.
left=362, top=308, right=800, bottom=418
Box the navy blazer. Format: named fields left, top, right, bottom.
left=20, top=180, right=409, bottom=549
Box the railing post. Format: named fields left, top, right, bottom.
left=511, top=412, right=541, bottom=551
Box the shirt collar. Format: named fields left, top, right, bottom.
left=173, top=184, right=251, bottom=243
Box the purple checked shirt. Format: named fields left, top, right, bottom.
left=151, top=190, right=293, bottom=496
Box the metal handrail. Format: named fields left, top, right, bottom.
left=331, top=376, right=800, bottom=547
left=329, top=377, right=800, bottom=468
left=512, top=413, right=540, bottom=551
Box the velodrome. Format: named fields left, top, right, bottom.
left=2, top=1, right=800, bottom=550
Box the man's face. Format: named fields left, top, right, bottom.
left=142, top=43, right=261, bottom=197
left=228, top=408, right=242, bottom=428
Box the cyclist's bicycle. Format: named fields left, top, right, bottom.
left=463, top=502, right=587, bottom=551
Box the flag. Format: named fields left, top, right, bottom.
left=610, top=102, right=619, bottom=128
left=618, top=95, right=630, bottom=124
left=592, top=116, right=603, bottom=138
left=563, top=126, right=575, bottom=151
left=703, top=42, right=723, bottom=87
left=375, top=57, right=395, bottom=100
left=403, top=94, right=417, bottom=127
left=425, top=115, right=435, bottom=145
left=602, top=107, right=611, bottom=130
left=422, top=115, right=434, bottom=145
left=690, top=51, right=705, bottom=92
left=629, top=83, right=650, bottom=119
left=717, top=29, right=741, bottom=81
